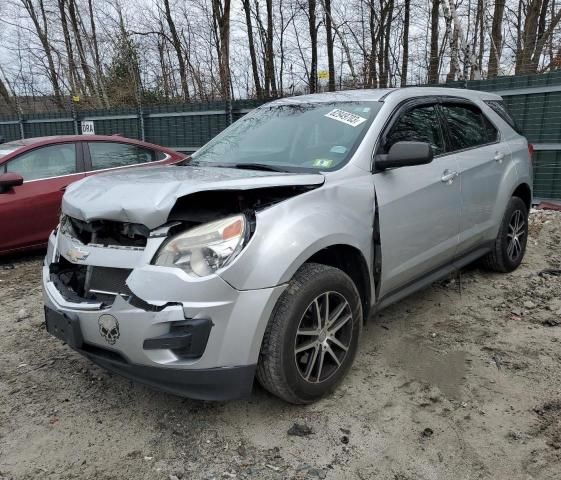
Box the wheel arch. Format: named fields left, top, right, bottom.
left=512, top=182, right=532, bottom=211
left=304, top=244, right=372, bottom=321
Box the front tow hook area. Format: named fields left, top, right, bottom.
left=142, top=318, right=213, bottom=359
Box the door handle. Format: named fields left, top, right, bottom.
left=441, top=170, right=459, bottom=184
left=494, top=152, right=505, bottom=163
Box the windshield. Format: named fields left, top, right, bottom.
left=191, top=101, right=382, bottom=172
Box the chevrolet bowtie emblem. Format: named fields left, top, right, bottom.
left=66, top=245, right=90, bottom=262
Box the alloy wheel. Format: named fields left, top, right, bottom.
left=294, top=291, right=353, bottom=384
left=507, top=209, right=525, bottom=262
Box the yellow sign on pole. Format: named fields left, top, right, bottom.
left=72, top=95, right=80, bottom=103
left=318, top=70, right=329, bottom=80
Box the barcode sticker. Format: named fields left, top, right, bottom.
left=324, top=109, right=367, bottom=127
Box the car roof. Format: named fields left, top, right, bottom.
left=2, top=135, right=160, bottom=146
left=266, top=87, right=502, bottom=106
left=0, top=135, right=184, bottom=164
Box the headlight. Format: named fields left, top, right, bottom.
left=59, top=214, right=75, bottom=237
left=152, top=214, right=248, bottom=277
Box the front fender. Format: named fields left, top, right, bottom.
left=220, top=175, right=375, bottom=291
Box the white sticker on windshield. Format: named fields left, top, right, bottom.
left=325, top=109, right=367, bottom=127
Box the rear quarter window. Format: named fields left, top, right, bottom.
left=87, top=142, right=157, bottom=171
left=484, top=100, right=522, bottom=134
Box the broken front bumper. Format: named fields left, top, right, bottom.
left=42, top=232, right=286, bottom=400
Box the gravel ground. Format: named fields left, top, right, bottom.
left=1, top=211, right=560, bottom=480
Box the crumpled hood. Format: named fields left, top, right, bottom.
left=62, top=165, right=325, bottom=229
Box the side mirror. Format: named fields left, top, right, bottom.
left=0, top=172, right=24, bottom=192
left=376, top=141, right=434, bottom=170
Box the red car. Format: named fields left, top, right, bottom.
left=0, top=135, right=186, bottom=255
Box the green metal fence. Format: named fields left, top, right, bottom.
left=1, top=73, right=561, bottom=199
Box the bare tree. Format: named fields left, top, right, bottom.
left=18, top=0, right=64, bottom=106
left=401, top=0, right=410, bottom=86
left=242, top=0, right=263, bottom=98
left=162, top=0, right=190, bottom=100
left=323, top=0, right=336, bottom=91
left=428, top=0, right=440, bottom=83
left=211, top=0, right=232, bottom=101
left=515, top=0, right=561, bottom=74
left=308, top=0, right=319, bottom=93
left=488, top=0, right=506, bottom=76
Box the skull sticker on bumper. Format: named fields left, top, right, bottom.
left=98, top=314, right=120, bottom=345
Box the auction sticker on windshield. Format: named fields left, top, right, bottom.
left=325, top=109, right=367, bottom=127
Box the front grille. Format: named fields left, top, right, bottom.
left=51, top=256, right=132, bottom=305
left=63, top=216, right=149, bottom=248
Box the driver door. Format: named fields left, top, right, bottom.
left=373, top=99, right=461, bottom=299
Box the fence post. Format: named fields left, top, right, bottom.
left=18, top=116, right=25, bottom=139
left=138, top=105, right=145, bottom=141
left=71, top=100, right=79, bottom=135
left=226, top=98, right=233, bottom=126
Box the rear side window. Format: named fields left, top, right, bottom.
left=87, top=142, right=157, bottom=171
left=5, top=144, right=77, bottom=181
left=442, top=103, right=498, bottom=151
left=484, top=100, right=521, bottom=134
left=385, top=104, right=445, bottom=156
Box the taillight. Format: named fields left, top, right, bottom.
left=528, top=143, right=534, bottom=164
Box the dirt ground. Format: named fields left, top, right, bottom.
left=1, top=211, right=560, bottom=480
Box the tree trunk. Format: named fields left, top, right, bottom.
left=212, top=0, right=232, bottom=101
left=308, top=0, right=318, bottom=93
left=368, top=0, right=378, bottom=87
left=378, top=0, right=386, bottom=87
left=401, top=0, right=410, bottom=86
left=488, top=0, right=505, bottom=77
left=242, top=0, right=263, bottom=98
left=57, top=0, right=79, bottom=95
left=266, top=0, right=277, bottom=97
left=428, top=0, right=440, bottom=83
left=382, top=0, right=394, bottom=87
left=324, top=0, right=336, bottom=91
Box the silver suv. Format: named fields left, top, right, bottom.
left=42, top=88, right=532, bottom=403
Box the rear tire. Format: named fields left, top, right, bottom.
left=482, top=196, right=528, bottom=273
left=256, top=263, right=362, bottom=404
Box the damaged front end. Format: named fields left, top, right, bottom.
left=50, top=184, right=319, bottom=306
left=42, top=174, right=322, bottom=400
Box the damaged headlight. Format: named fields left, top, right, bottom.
left=59, top=214, right=75, bottom=237
left=152, top=215, right=248, bottom=277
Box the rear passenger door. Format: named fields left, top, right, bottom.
left=373, top=99, right=461, bottom=298
left=440, top=101, right=505, bottom=255
left=83, top=141, right=166, bottom=175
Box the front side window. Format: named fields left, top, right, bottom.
left=190, top=101, right=383, bottom=171
left=5, top=143, right=77, bottom=181
left=87, top=142, right=157, bottom=171
left=442, top=103, right=498, bottom=151
left=384, top=104, right=445, bottom=155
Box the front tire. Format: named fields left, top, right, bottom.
left=256, top=263, right=362, bottom=404
left=482, top=196, right=529, bottom=273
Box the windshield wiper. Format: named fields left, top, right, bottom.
left=228, top=163, right=289, bottom=172
left=184, top=161, right=289, bottom=172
